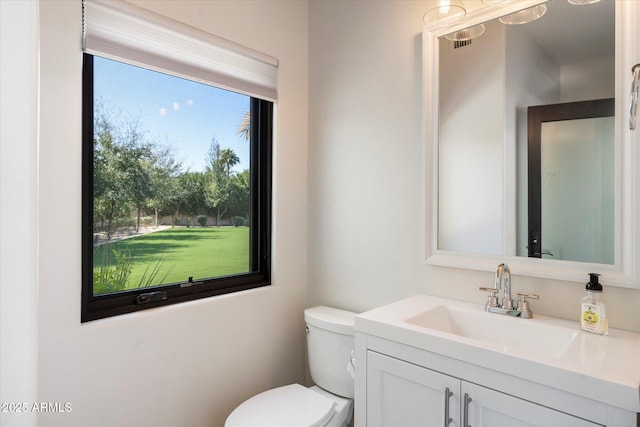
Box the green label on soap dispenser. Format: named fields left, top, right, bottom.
left=581, top=303, right=605, bottom=334
left=583, top=305, right=598, bottom=325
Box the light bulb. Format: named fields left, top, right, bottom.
left=424, top=0, right=466, bottom=27
left=499, top=4, right=547, bottom=25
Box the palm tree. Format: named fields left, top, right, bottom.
left=237, top=111, right=250, bottom=141
left=219, top=148, right=240, bottom=178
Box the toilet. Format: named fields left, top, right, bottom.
left=225, top=306, right=357, bottom=427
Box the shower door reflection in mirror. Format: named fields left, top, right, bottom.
left=527, top=98, right=614, bottom=264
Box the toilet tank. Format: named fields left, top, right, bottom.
left=304, top=306, right=357, bottom=399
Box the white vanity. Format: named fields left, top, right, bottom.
left=354, top=295, right=640, bottom=426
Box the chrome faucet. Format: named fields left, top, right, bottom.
left=496, top=263, right=513, bottom=310
left=479, top=263, right=539, bottom=318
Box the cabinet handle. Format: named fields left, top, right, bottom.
left=443, top=387, right=453, bottom=426
left=463, top=393, right=472, bottom=427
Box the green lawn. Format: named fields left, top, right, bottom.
left=93, top=227, right=249, bottom=293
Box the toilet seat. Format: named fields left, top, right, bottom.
left=225, top=384, right=336, bottom=427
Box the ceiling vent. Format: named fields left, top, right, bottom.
left=453, top=39, right=473, bottom=50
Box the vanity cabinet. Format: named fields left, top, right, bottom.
left=366, top=351, right=599, bottom=427
left=366, top=351, right=459, bottom=426
left=354, top=295, right=640, bottom=427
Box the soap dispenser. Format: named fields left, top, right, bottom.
left=580, top=273, right=608, bottom=335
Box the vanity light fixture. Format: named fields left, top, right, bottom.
left=568, top=0, right=600, bottom=5
left=499, top=4, right=547, bottom=25
left=481, top=0, right=519, bottom=5
left=444, top=24, right=486, bottom=41
left=423, top=0, right=466, bottom=28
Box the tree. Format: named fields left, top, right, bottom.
left=205, top=138, right=223, bottom=173
left=93, top=101, right=175, bottom=237
left=174, top=171, right=208, bottom=219
left=205, top=174, right=230, bottom=226
left=119, top=120, right=153, bottom=232
left=227, top=169, right=250, bottom=219
left=93, top=105, right=140, bottom=238
left=204, top=138, right=242, bottom=225
left=219, top=148, right=240, bottom=178
left=146, top=144, right=182, bottom=227
left=237, top=110, right=250, bottom=141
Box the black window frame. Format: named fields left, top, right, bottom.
left=81, top=53, right=272, bottom=322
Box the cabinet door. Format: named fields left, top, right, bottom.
left=367, top=351, right=460, bottom=427
left=462, top=382, right=602, bottom=427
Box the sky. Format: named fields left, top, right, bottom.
left=93, top=56, right=251, bottom=173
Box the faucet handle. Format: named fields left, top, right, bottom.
left=516, top=293, right=539, bottom=319
left=479, top=287, right=500, bottom=308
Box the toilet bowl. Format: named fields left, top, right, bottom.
left=225, top=306, right=357, bottom=427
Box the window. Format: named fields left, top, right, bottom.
left=81, top=0, right=275, bottom=322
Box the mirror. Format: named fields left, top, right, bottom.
left=424, top=0, right=638, bottom=287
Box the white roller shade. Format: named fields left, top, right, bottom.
left=82, top=0, right=278, bottom=101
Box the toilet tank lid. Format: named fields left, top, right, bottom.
left=304, top=306, right=357, bottom=335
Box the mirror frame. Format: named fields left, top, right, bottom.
left=423, top=0, right=639, bottom=288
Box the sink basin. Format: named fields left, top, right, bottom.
left=406, top=305, right=578, bottom=358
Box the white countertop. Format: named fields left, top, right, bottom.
left=355, top=294, right=640, bottom=413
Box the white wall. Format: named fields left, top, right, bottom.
left=560, top=55, right=615, bottom=103
left=438, top=21, right=505, bottom=255
left=0, top=2, right=39, bottom=427
left=34, top=1, right=308, bottom=426
left=307, top=0, right=640, bottom=333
